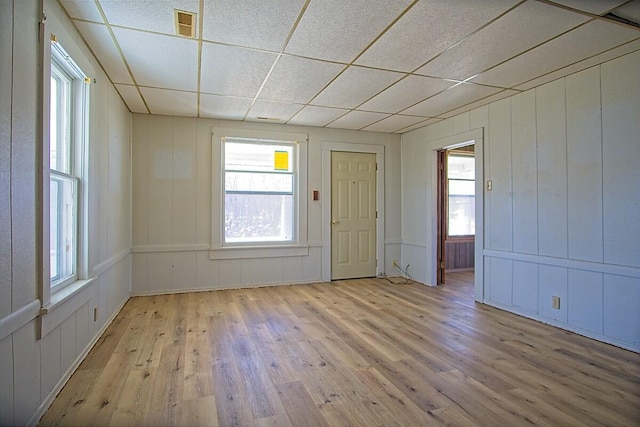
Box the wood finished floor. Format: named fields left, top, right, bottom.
left=40, top=272, right=640, bottom=426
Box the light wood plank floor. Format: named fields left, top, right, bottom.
left=40, top=272, right=640, bottom=426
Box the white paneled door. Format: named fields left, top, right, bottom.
left=331, top=151, right=377, bottom=280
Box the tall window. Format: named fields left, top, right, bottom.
left=223, top=138, right=297, bottom=244
left=49, top=40, right=88, bottom=289
left=447, top=151, right=475, bottom=237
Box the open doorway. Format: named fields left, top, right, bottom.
left=437, top=144, right=475, bottom=287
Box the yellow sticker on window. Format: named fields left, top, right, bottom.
left=274, top=150, right=289, bottom=171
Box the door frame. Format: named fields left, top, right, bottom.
left=429, top=129, right=484, bottom=302
left=321, top=142, right=385, bottom=282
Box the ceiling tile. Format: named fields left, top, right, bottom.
left=287, top=106, right=349, bottom=127
left=417, top=1, right=589, bottom=81
left=202, top=0, right=306, bottom=51
left=402, top=83, right=501, bottom=117
left=311, top=66, right=403, bottom=109
left=199, top=94, right=252, bottom=120
left=473, top=20, right=640, bottom=87
left=200, top=43, right=277, bottom=97
left=259, top=56, right=345, bottom=104
left=546, top=0, right=628, bottom=15
left=245, top=101, right=302, bottom=123
left=610, top=1, right=640, bottom=23
left=99, top=0, right=199, bottom=36
left=113, top=28, right=198, bottom=91
left=326, top=111, right=390, bottom=130
left=60, top=0, right=104, bottom=22
left=515, top=39, right=640, bottom=91
left=140, top=87, right=197, bottom=116
left=75, top=22, right=132, bottom=84
left=362, top=115, right=427, bottom=133
left=114, top=84, right=147, bottom=113
left=355, top=0, right=521, bottom=72
left=397, top=118, right=442, bottom=133
left=285, top=0, right=413, bottom=63
left=439, top=89, right=520, bottom=118
left=359, top=75, right=454, bottom=113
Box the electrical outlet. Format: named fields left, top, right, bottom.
left=392, top=259, right=398, bottom=267
left=93, top=307, right=98, bottom=321
left=552, top=296, right=560, bottom=310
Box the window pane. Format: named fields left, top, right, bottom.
left=225, top=142, right=293, bottom=172
left=448, top=195, right=475, bottom=236
left=225, top=193, right=293, bottom=242
left=449, top=179, right=474, bottom=196
left=225, top=171, right=293, bottom=193
left=50, top=174, right=77, bottom=285
left=448, top=154, right=474, bottom=179
left=50, top=64, right=72, bottom=174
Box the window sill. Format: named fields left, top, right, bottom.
left=39, top=277, right=97, bottom=338
left=209, top=244, right=309, bottom=260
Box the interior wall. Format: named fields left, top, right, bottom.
left=0, top=1, right=132, bottom=425
left=401, top=50, right=640, bottom=351
left=131, top=115, right=402, bottom=293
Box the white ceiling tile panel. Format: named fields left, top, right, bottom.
left=60, top=1, right=104, bottom=22
left=113, top=28, right=198, bottom=91
left=546, top=0, right=628, bottom=15
left=472, top=20, right=640, bottom=87
left=114, top=84, right=148, bottom=113
left=140, top=87, right=197, bottom=116
left=284, top=0, right=413, bottom=63
left=362, top=115, right=427, bottom=133
left=355, top=0, right=521, bottom=72
left=402, top=83, right=501, bottom=117
left=416, top=1, right=589, bottom=81
left=359, top=75, right=455, bottom=113
left=245, top=101, right=303, bottom=123
left=610, top=1, right=640, bottom=23
left=202, top=0, right=306, bottom=51
left=99, top=0, right=199, bottom=36
left=327, top=111, right=390, bottom=130
left=75, top=22, right=132, bottom=84
left=515, top=39, right=640, bottom=91
left=258, top=56, right=345, bottom=104
left=439, top=89, right=520, bottom=118
left=287, top=106, right=349, bottom=127
left=200, top=43, right=277, bottom=97
left=397, top=118, right=442, bottom=133
left=199, top=94, right=252, bottom=120
left=311, top=66, right=403, bottom=109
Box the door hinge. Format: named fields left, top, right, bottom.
left=376, top=211, right=378, bottom=219
left=376, top=163, right=378, bottom=171
left=440, top=261, right=445, bottom=269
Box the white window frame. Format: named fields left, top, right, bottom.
left=210, top=128, right=308, bottom=260
left=41, top=36, right=92, bottom=309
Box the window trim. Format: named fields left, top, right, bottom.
left=41, top=35, right=91, bottom=310
left=210, top=128, right=308, bottom=260
left=446, top=150, right=475, bottom=239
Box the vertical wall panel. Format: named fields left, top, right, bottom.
left=132, top=253, right=149, bottom=294
left=13, top=322, right=41, bottom=425
left=10, top=0, right=39, bottom=310
left=132, top=116, right=149, bottom=245
left=147, top=252, right=173, bottom=292
left=196, top=252, right=219, bottom=289
left=172, top=252, right=197, bottom=290
left=283, top=256, right=304, bottom=283
left=603, top=274, right=640, bottom=345
left=219, top=259, right=243, bottom=287
left=488, top=99, right=512, bottom=251
left=566, top=67, right=603, bottom=262
left=172, top=118, right=197, bottom=244
left=489, top=257, right=512, bottom=306
left=195, top=120, right=211, bottom=245
left=0, top=0, right=13, bottom=318
left=40, top=326, right=61, bottom=401
left=60, top=314, right=77, bottom=375
left=0, top=335, right=13, bottom=426
left=512, top=261, right=538, bottom=313
left=568, top=270, right=603, bottom=333
left=510, top=91, right=538, bottom=254
left=602, top=51, right=640, bottom=267
left=538, top=265, right=568, bottom=322
left=536, top=80, right=568, bottom=258
left=147, top=116, right=173, bottom=244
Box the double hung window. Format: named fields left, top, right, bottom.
left=447, top=152, right=475, bottom=237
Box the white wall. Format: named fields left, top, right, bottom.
left=131, top=115, right=401, bottom=293
left=401, top=50, right=640, bottom=352
left=0, top=1, right=132, bottom=425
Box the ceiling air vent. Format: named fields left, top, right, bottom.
left=174, top=10, right=196, bottom=38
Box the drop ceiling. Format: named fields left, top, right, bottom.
left=60, top=0, right=640, bottom=133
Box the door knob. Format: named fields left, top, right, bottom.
left=332, top=219, right=339, bottom=224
